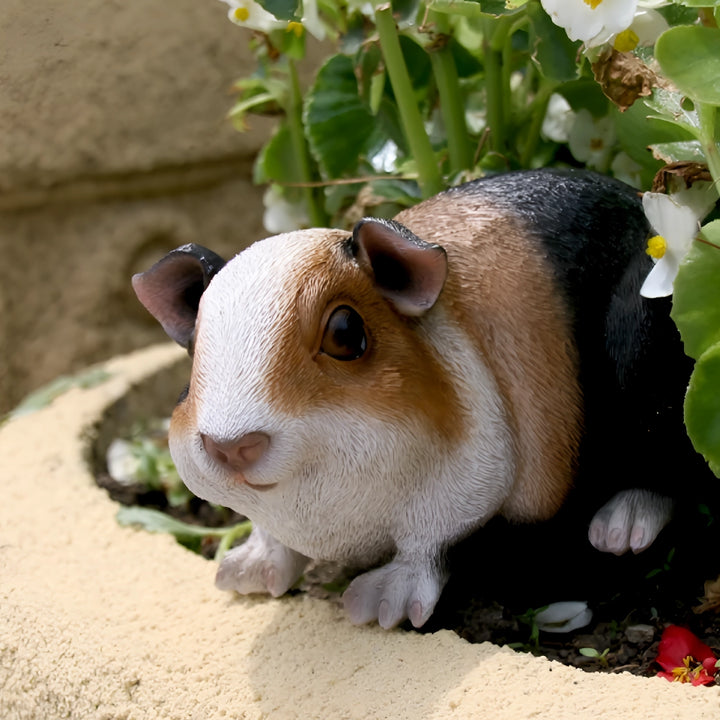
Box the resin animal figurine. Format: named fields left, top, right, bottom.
left=133, top=168, right=698, bottom=629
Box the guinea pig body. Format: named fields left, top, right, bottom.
left=133, top=168, right=698, bottom=629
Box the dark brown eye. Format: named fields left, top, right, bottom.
left=320, top=305, right=367, bottom=361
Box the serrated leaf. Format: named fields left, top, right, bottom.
left=672, top=221, right=720, bottom=360
left=684, top=342, right=720, bottom=478
left=304, top=54, right=375, bottom=177
left=527, top=1, right=580, bottom=82
left=656, top=26, right=720, bottom=106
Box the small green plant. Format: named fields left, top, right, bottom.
left=646, top=546, right=676, bottom=580
left=579, top=646, right=611, bottom=667
left=116, top=505, right=252, bottom=560
left=511, top=605, right=547, bottom=651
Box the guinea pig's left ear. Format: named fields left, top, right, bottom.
left=132, top=243, right=226, bottom=348
left=351, top=218, right=447, bottom=316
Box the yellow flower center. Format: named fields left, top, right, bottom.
left=286, top=21, right=304, bottom=37
left=646, top=235, right=667, bottom=259
left=232, top=6, right=250, bottom=22
left=583, top=0, right=603, bottom=9
left=613, top=29, right=640, bottom=53
left=671, top=656, right=707, bottom=683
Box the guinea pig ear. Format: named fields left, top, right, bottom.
left=351, top=218, right=448, bottom=316
left=132, top=243, right=226, bottom=348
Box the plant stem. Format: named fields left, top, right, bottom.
left=287, top=59, right=328, bottom=226
left=519, top=82, right=554, bottom=168
left=482, top=16, right=511, bottom=155
left=375, top=3, right=443, bottom=197
left=698, top=101, right=720, bottom=199
left=214, top=520, right=253, bottom=561
left=428, top=11, right=472, bottom=174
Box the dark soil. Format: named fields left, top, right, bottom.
left=96, top=468, right=720, bottom=682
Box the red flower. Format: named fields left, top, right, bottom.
left=656, top=625, right=718, bottom=686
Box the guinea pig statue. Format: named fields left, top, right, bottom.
left=133, top=167, right=704, bottom=630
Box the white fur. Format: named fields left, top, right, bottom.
left=169, top=230, right=516, bottom=627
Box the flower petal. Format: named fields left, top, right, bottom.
left=640, top=255, right=680, bottom=298
left=642, top=193, right=698, bottom=249
left=541, top=0, right=638, bottom=46
left=535, top=601, right=593, bottom=633
left=656, top=625, right=717, bottom=670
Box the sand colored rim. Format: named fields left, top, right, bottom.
left=1, top=342, right=718, bottom=719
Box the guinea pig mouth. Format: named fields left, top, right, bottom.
left=229, top=473, right=278, bottom=492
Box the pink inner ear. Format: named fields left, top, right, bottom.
left=354, top=220, right=448, bottom=316
left=132, top=255, right=205, bottom=347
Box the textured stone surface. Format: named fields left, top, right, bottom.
left=0, top=0, right=268, bottom=190
left=0, top=0, right=283, bottom=413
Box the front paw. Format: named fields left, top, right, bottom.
left=215, top=526, right=309, bottom=597
left=589, top=489, right=673, bottom=555
left=342, top=558, right=448, bottom=629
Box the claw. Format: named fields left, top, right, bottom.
left=342, top=557, right=447, bottom=629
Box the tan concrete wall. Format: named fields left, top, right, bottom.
left=0, top=0, right=277, bottom=413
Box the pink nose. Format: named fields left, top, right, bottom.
left=200, top=432, right=270, bottom=473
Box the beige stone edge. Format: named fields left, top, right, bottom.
left=1, top=342, right=718, bottom=720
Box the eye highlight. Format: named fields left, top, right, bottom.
left=320, top=305, right=367, bottom=361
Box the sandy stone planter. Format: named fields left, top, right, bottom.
left=1, top=343, right=718, bottom=719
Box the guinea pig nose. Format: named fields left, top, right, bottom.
left=200, top=432, right=270, bottom=472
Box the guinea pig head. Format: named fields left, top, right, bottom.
left=133, top=221, right=455, bottom=559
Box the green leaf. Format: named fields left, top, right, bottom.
left=656, top=25, right=720, bottom=106
left=428, top=0, right=524, bottom=18
left=527, top=1, right=580, bottom=82
left=684, top=342, right=720, bottom=478
left=615, top=99, right=696, bottom=169
left=649, top=140, right=706, bottom=164
left=254, top=123, right=304, bottom=185
left=672, top=221, right=720, bottom=360
left=578, top=648, right=600, bottom=658
left=645, top=88, right=700, bottom=133
left=6, top=367, right=111, bottom=421
left=557, top=78, right=609, bottom=118
left=304, top=54, right=375, bottom=177
left=256, top=0, right=299, bottom=21
left=117, top=506, right=215, bottom=539
left=116, top=506, right=252, bottom=550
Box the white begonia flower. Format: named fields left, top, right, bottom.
left=541, top=93, right=574, bottom=144
left=568, top=109, right=615, bottom=171
left=300, top=0, right=326, bottom=41
left=220, top=0, right=326, bottom=40
left=640, top=193, right=700, bottom=299
left=610, top=152, right=643, bottom=188
left=540, top=0, right=638, bottom=48
left=263, top=185, right=309, bottom=234
left=612, top=9, right=669, bottom=51
left=535, top=601, right=593, bottom=634
left=221, top=0, right=286, bottom=33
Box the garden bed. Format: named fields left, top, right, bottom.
left=2, top=343, right=719, bottom=719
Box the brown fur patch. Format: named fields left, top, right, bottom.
left=395, top=194, right=583, bottom=521
left=259, top=230, right=466, bottom=446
